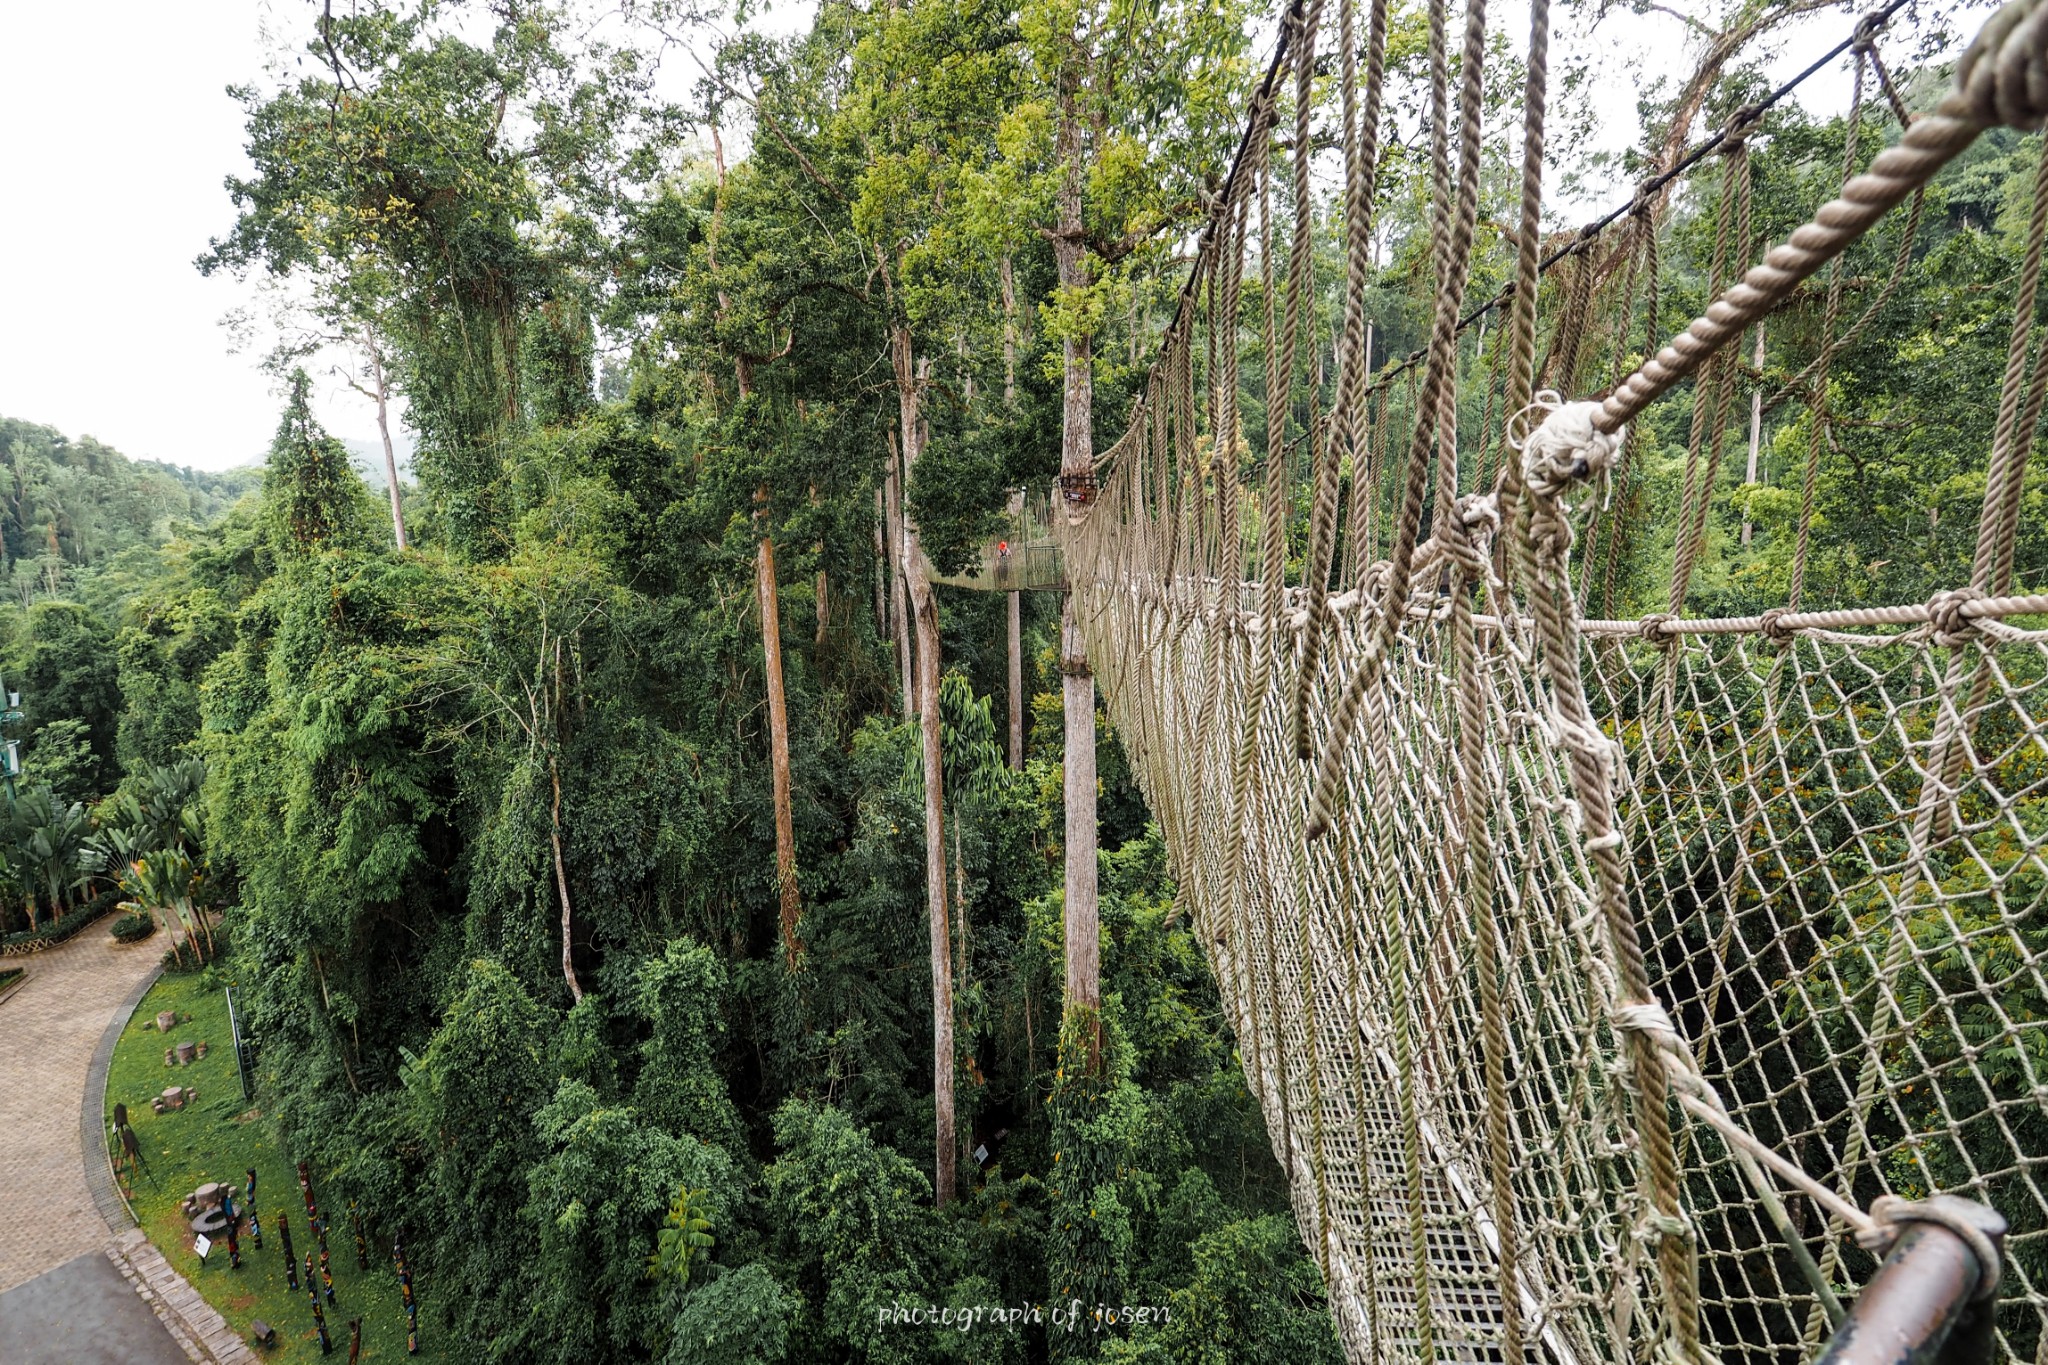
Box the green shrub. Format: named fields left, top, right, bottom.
left=110, top=912, right=156, bottom=943
left=1, top=889, right=122, bottom=953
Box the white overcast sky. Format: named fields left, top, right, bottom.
left=0, top=0, right=1952, bottom=473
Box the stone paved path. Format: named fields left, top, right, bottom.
left=0, top=1251, right=192, bottom=1365
left=0, top=927, right=164, bottom=1292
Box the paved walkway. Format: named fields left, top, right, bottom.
left=0, top=1251, right=192, bottom=1365
left=0, top=926, right=163, bottom=1290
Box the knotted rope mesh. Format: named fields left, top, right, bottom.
left=1052, top=0, right=2048, bottom=1360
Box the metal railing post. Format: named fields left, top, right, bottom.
left=1816, top=1197, right=2006, bottom=1365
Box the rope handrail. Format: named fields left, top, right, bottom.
left=1593, top=0, right=2048, bottom=432
left=1076, top=556, right=2048, bottom=638
left=1359, top=0, right=1917, bottom=399
left=1044, top=1, right=2048, bottom=1360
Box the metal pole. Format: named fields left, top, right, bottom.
left=225, top=987, right=252, bottom=1102
left=1816, top=1197, right=2006, bottom=1365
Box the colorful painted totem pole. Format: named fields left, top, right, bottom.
left=279, top=1212, right=298, bottom=1290
left=297, top=1159, right=335, bottom=1303
left=393, top=1237, right=419, bottom=1355
left=306, top=1255, right=331, bottom=1355
left=221, top=1190, right=240, bottom=1271
left=351, top=1200, right=369, bottom=1270
left=243, top=1169, right=263, bottom=1249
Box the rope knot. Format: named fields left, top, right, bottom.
left=1758, top=606, right=1797, bottom=644
left=1440, top=493, right=1501, bottom=578
left=1359, top=559, right=1393, bottom=603
left=1928, top=586, right=1986, bottom=645
left=1612, top=1000, right=1685, bottom=1054
left=1642, top=1210, right=1693, bottom=1244
left=1512, top=391, right=1622, bottom=501
left=1858, top=1195, right=2008, bottom=1300
left=1721, top=103, right=1764, bottom=153
left=1638, top=613, right=1678, bottom=647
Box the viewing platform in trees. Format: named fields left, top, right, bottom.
left=921, top=487, right=1066, bottom=592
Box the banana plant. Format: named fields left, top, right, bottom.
left=8, top=788, right=91, bottom=932
left=646, top=1186, right=716, bottom=1291
left=119, top=847, right=211, bottom=965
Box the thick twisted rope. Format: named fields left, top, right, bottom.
left=1446, top=494, right=1523, bottom=1365
left=1304, top=0, right=1489, bottom=841
left=1975, top=132, right=2048, bottom=597
left=1666, top=140, right=1750, bottom=618
left=1292, top=0, right=1388, bottom=759
left=1514, top=398, right=1707, bottom=1365
left=1596, top=0, right=2048, bottom=435
left=1491, top=0, right=1550, bottom=609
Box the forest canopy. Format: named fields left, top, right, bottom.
left=13, top=0, right=2048, bottom=1360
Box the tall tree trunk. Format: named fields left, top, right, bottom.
left=1008, top=589, right=1024, bottom=769
left=1742, top=320, right=1766, bottom=547
left=1001, top=266, right=1026, bottom=771
left=549, top=752, right=583, bottom=1003
left=895, top=322, right=956, bottom=1207
left=756, top=486, right=803, bottom=969
left=999, top=252, right=1020, bottom=408
left=813, top=484, right=829, bottom=648
left=716, top=185, right=801, bottom=972
left=1052, top=65, right=1101, bottom=1053
left=1060, top=599, right=1099, bottom=1022
left=911, top=568, right=953, bottom=1205
left=886, top=428, right=914, bottom=718
left=953, top=816, right=968, bottom=995
left=366, top=331, right=408, bottom=550
left=874, top=486, right=890, bottom=637
left=1006, top=492, right=1025, bottom=769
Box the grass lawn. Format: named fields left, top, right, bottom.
left=107, top=970, right=447, bottom=1363
left=0, top=967, right=21, bottom=991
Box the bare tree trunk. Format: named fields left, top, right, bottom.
left=1060, top=598, right=1099, bottom=1022
left=756, top=487, right=803, bottom=969
left=157, top=905, right=185, bottom=967
left=1742, top=320, right=1766, bottom=547
left=811, top=484, right=828, bottom=648
left=874, top=485, right=890, bottom=636
left=1002, top=265, right=1026, bottom=771
left=1005, top=492, right=1025, bottom=768
left=999, top=252, right=1020, bottom=408
left=911, top=568, right=953, bottom=1205
left=191, top=897, right=217, bottom=962
left=953, top=817, right=968, bottom=994
left=886, top=428, right=914, bottom=718
left=367, top=331, right=408, bottom=550
left=1008, top=589, right=1024, bottom=769
left=549, top=753, right=583, bottom=1003
left=895, top=322, right=956, bottom=1207
left=1053, top=69, right=1101, bottom=1053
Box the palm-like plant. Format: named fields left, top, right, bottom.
left=118, top=847, right=211, bottom=965
left=646, top=1185, right=716, bottom=1292
left=92, top=759, right=206, bottom=859
left=8, top=788, right=92, bottom=932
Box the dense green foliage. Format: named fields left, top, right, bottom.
left=0, top=415, right=257, bottom=611
left=105, top=970, right=452, bottom=1362
left=23, top=0, right=2048, bottom=1359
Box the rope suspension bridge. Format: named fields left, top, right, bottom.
left=993, top=0, right=2048, bottom=1358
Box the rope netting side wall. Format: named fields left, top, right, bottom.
left=1053, top=0, right=2048, bottom=1360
